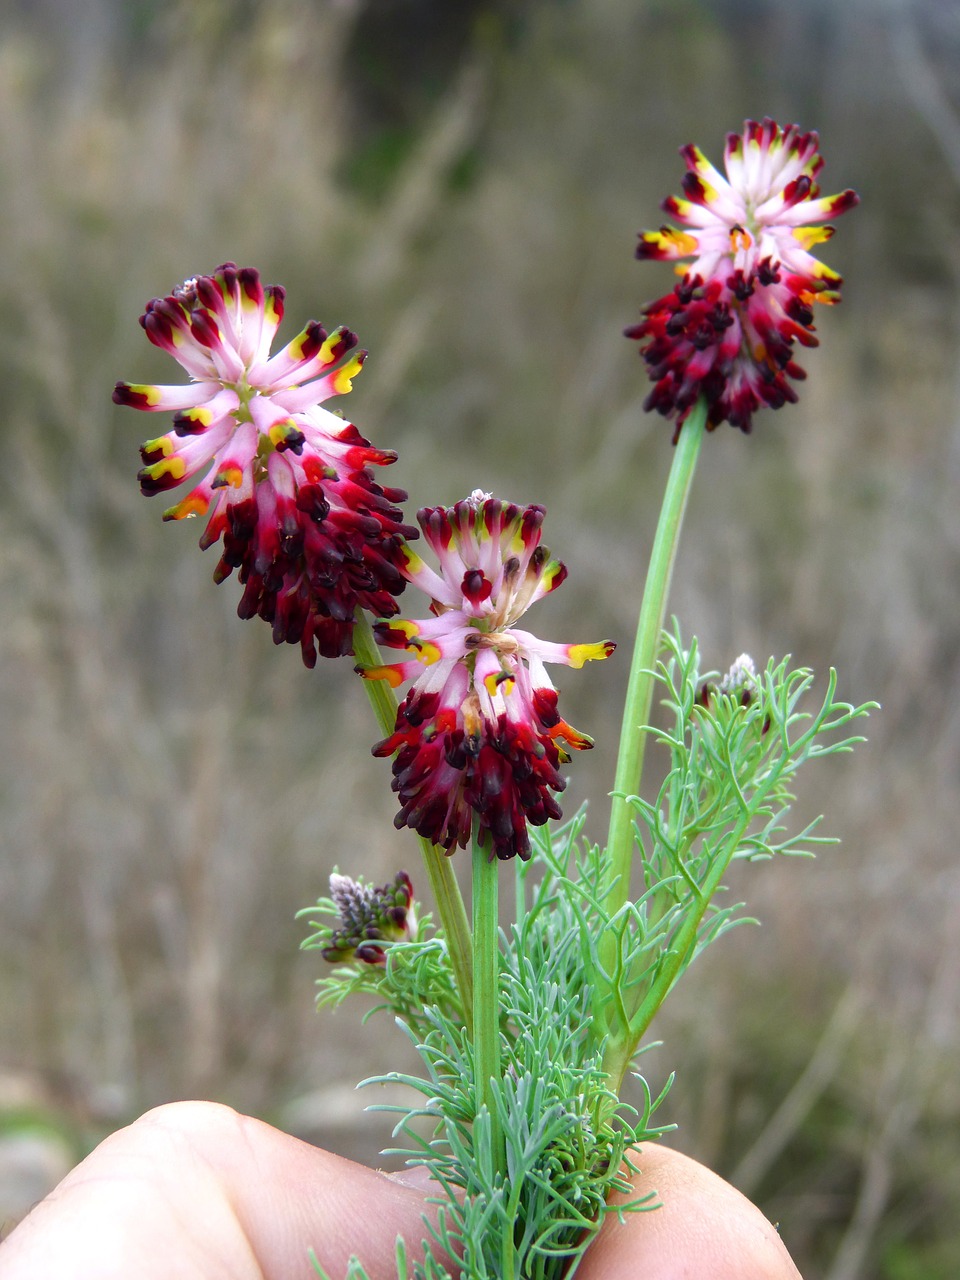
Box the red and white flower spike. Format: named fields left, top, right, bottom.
left=626, top=119, right=858, bottom=438
left=359, top=491, right=615, bottom=862
left=114, top=263, right=415, bottom=666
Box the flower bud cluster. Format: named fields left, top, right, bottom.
left=321, top=870, right=416, bottom=965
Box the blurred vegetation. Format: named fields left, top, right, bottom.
left=0, top=0, right=958, bottom=1274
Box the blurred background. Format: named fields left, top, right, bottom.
left=0, top=0, right=958, bottom=1274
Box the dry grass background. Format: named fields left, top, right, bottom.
left=0, top=0, right=958, bottom=1275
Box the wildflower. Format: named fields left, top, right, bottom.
left=114, top=263, right=415, bottom=666
left=322, top=870, right=416, bottom=965
left=698, top=653, right=759, bottom=709
left=359, top=492, right=615, bottom=861
left=697, top=652, right=772, bottom=751
left=626, top=118, right=858, bottom=438
left=720, top=653, right=759, bottom=702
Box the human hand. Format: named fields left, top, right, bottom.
left=0, top=1101, right=801, bottom=1279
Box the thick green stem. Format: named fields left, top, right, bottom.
left=472, top=832, right=504, bottom=1178
left=419, top=834, right=474, bottom=1036
left=597, top=403, right=706, bottom=1018
left=352, top=613, right=474, bottom=1030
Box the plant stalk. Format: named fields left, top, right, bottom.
left=597, top=402, right=706, bottom=1020
left=352, top=611, right=474, bottom=1030
left=601, top=799, right=757, bottom=1093
left=472, top=830, right=504, bottom=1179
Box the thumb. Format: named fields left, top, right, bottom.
left=579, top=1144, right=803, bottom=1280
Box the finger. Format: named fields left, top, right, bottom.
left=0, top=1101, right=447, bottom=1280
left=579, top=1144, right=803, bottom=1280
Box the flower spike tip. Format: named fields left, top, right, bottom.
left=626, top=119, right=858, bottom=437
left=360, top=491, right=614, bottom=862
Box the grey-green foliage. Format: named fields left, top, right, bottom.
left=596, top=623, right=877, bottom=1051
left=308, top=819, right=672, bottom=1280
left=305, top=625, right=875, bottom=1278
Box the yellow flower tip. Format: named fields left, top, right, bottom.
left=129, top=384, right=163, bottom=406
left=180, top=405, right=214, bottom=428
left=144, top=455, right=185, bottom=483
left=142, top=434, right=175, bottom=458
left=358, top=664, right=405, bottom=688
left=484, top=670, right=515, bottom=697
left=264, top=293, right=282, bottom=326
left=267, top=418, right=303, bottom=449
left=163, top=492, right=209, bottom=521
left=399, top=544, right=427, bottom=575
left=318, top=329, right=349, bottom=365
left=683, top=144, right=719, bottom=201
left=287, top=329, right=311, bottom=362
left=567, top=640, right=616, bottom=669
left=793, top=224, right=834, bottom=251
left=417, top=639, right=442, bottom=667
left=641, top=227, right=699, bottom=257
left=538, top=558, right=567, bottom=593
left=729, top=224, right=752, bottom=252
left=380, top=619, right=439, bottom=663
left=211, top=464, right=243, bottom=490
left=392, top=618, right=422, bottom=641
left=689, top=143, right=711, bottom=173
left=811, top=260, right=842, bottom=285
left=330, top=352, right=366, bottom=396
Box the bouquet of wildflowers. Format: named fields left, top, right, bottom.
left=115, top=119, right=871, bottom=1278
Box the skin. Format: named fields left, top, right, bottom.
left=0, top=1101, right=802, bottom=1280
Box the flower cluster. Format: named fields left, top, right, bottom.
left=360, top=492, right=614, bottom=861
left=626, top=118, right=858, bottom=437
left=114, top=264, right=415, bottom=666
left=322, top=870, right=416, bottom=965
left=698, top=653, right=760, bottom=709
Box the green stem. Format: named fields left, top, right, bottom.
left=352, top=612, right=474, bottom=1030
left=597, top=402, right=706, bottom=1015
left=603, top=719, right=801, bottom=1091
left=472, top=830, right=504, bottom=1179
left=351, top=611, right=404, bottom=743
left=602, top=802, right=755, bottom=1093
left=420, top=833, right=474, bottom=1035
